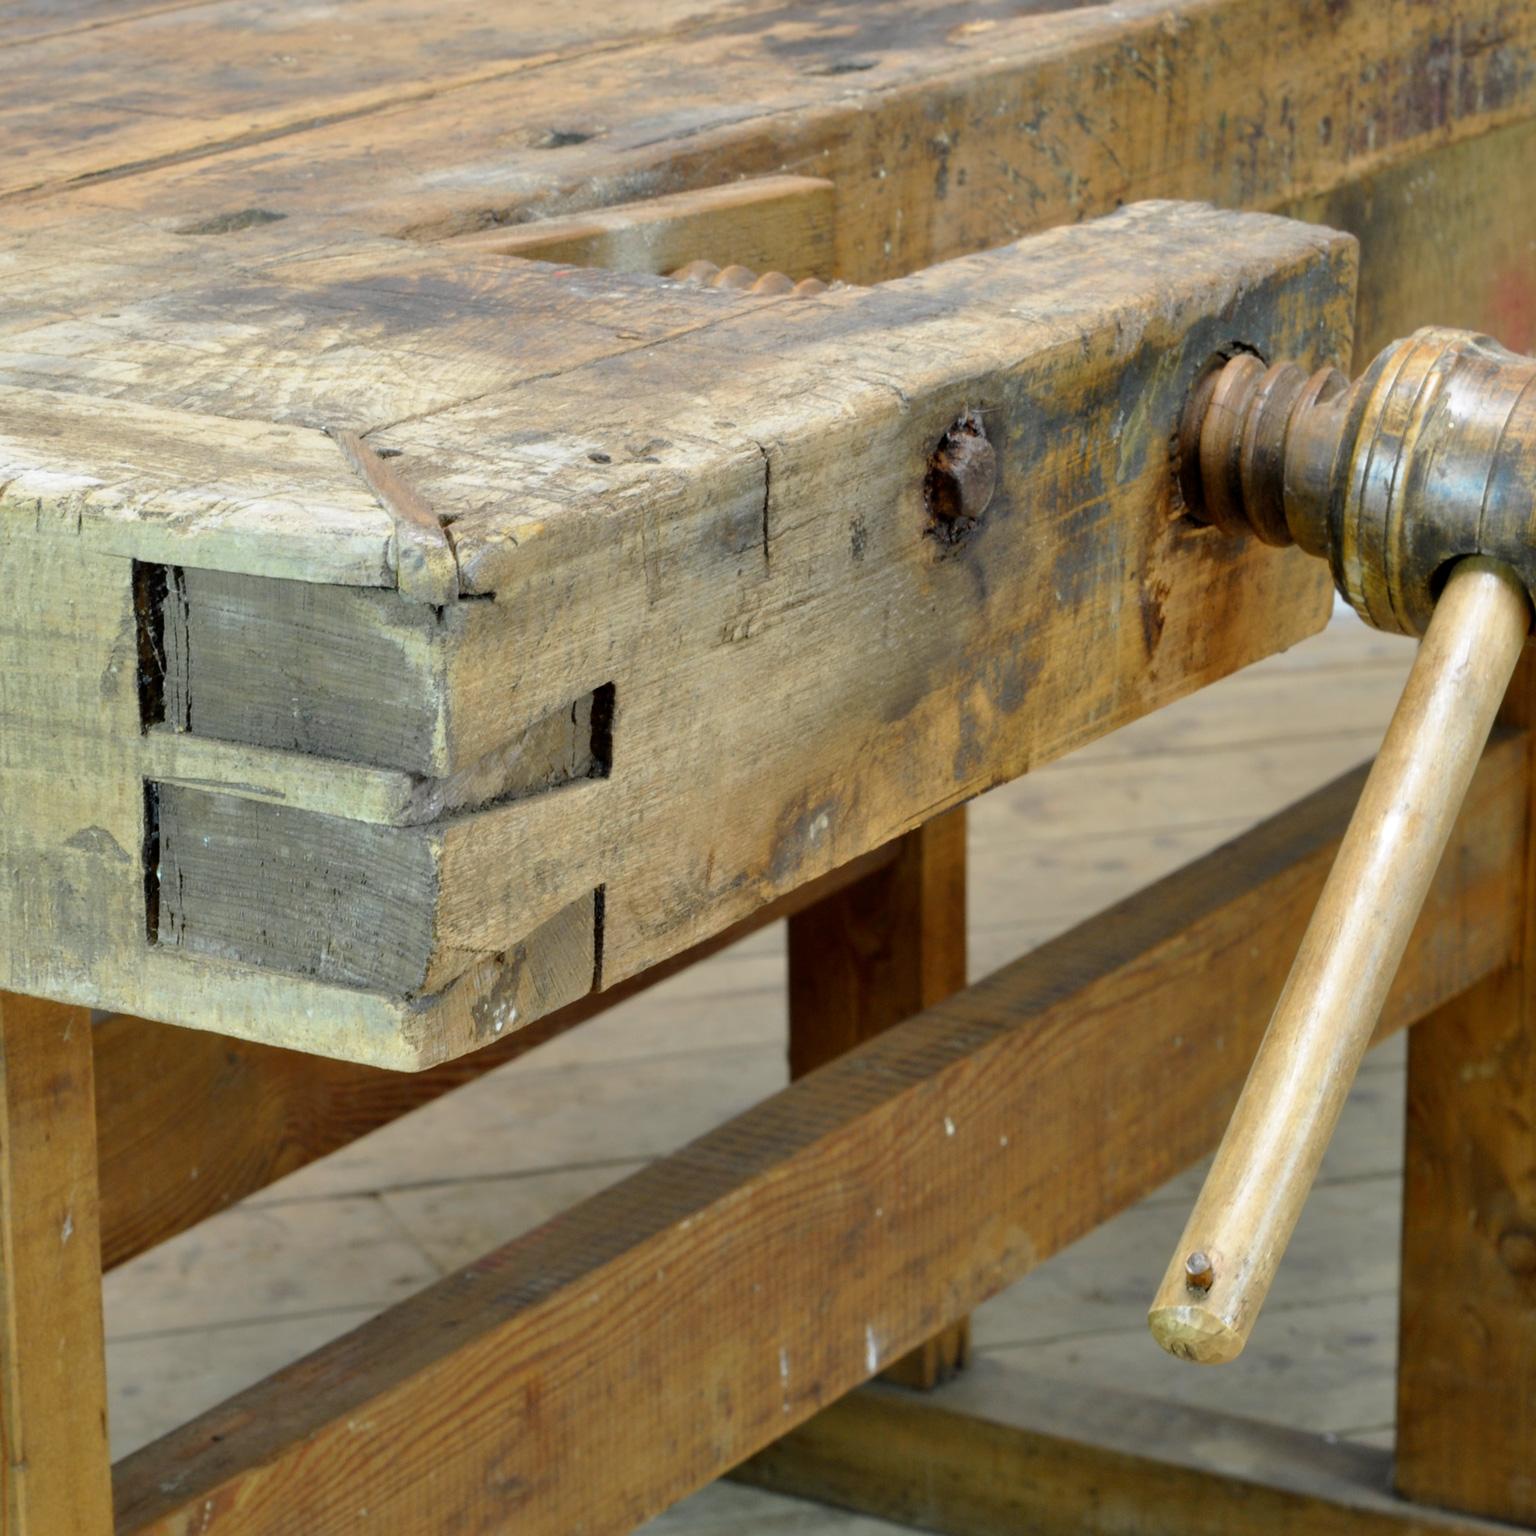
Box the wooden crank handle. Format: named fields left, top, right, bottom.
left=1148, top=557, right=1530, bottom=1362
left=1148, top=327, right=1536, bottom=1364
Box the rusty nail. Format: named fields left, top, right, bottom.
left=925, top=411, right=996, bottom=535
left=1185, top=1251, right=1215, bottom=1292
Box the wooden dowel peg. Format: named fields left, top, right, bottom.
left=1148, top=557, right=1531, bottom=1363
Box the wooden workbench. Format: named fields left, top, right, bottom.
left=1, top=2, right=1533, bottom=1532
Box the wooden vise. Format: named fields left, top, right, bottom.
left=1152, top=331, right=1536, bottom=1361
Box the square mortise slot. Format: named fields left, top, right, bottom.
left=132, top=560, right=172, bottom=730
left=442, top=174, right=835, bottom=287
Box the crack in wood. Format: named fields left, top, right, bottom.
left=331, top=428, right=460, bottom=606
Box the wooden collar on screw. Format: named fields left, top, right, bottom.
left=1182, top=328, right=1536, bottom=638
left=1149, top=329, right=1536, bottom=1364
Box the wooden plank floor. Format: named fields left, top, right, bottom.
left=101, top=607, right=1417, bottom=1529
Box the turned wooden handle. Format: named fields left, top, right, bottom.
left=1148, top=557, right=1530, bottom=1364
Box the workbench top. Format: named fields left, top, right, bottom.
left=8, top=0, right=1517, bottom=1065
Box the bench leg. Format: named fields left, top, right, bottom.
left=1, top=992, right=113, bottom=1535
left=1396, top=656, right=1536, bottom=1525
left=787, top=806, right=970, bottom=1388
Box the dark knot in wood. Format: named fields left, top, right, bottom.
left=925, top=411, right=996, bottom=543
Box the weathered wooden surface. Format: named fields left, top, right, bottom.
left=1398, top=968, right=1536, bottom=1526
left=94, top=614, right=1418, bottom=1469
left=788, top=808, right=971, bottom=1388
left=93, top=841, right=899, bottom=1271
left=6, top=0, right=1532, bottom=276
left=5, top=0, right=1534, bottom=1060
left=741, top=1360, right=1520, bottom=1535
left=449, top=174, right=836, bottom=277
left=1396, top=653, right=1536, bottom=1525
left=110, top=735, right=1522, bottom=1533
left=0, top=203, right=1346, bottom=1064
left=0, top=9, right=1528, bottom=1529
left=1285, top=116, right=1536, bottom=367
left=0, top=993, right=113, bottom=1535
left=0, top=0, right=776, bottom=200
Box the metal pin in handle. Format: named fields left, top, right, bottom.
left=1148, top=556, right=1530, bottom=1363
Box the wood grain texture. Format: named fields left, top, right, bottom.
left=1150, top=560, right=1532, bottom=1363
left=788, top=807, right=970, bottom=1389
left=0, top=203, right=1345, bottom=1060
left=449, top=174, right=836, bottom=278
left=0, top=0, right=212, bottom=50
left=156, top=567, right=452, bottom=768
left=1284, top=116, right=1536, bottom=368
left=111, top=736, right=1523, bottom=1534
left=0, top=524, right=599, bottom=1070
left=788, top=810, right=966, bottom=1076
left=1396, top=652, right=1536, bottom=1525
left=319, top=205, right=1348, bottom=1005
left=153, top=682, right=605, bottom=991
left=0, top=0, right=792, bottom=199
left=0, top=993, right=112, bottom=1536
left=3, top=0, right=1528, bottom=1067
left=94, top=841, right=899, bottom=1270
left=0, top=386, right=395, bottom=584
left=18, top=0, right=1533, bottom=283
left=0, top=234, right=785, bottom=443
left=2, top=0, right=1532, bottom=1065
left=741, top=1360, right=1519, bottom=1535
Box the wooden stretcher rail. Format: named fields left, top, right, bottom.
left=112, top=732, right=1525, bottom=1535
left=740, top=1360, right=1519, bottom=1535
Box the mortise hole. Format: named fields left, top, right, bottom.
left=142, top=781, right=161, bottom=943
left=132, top=560, right=169, bottom=730
left=588, top=682, right=616, bottom=778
